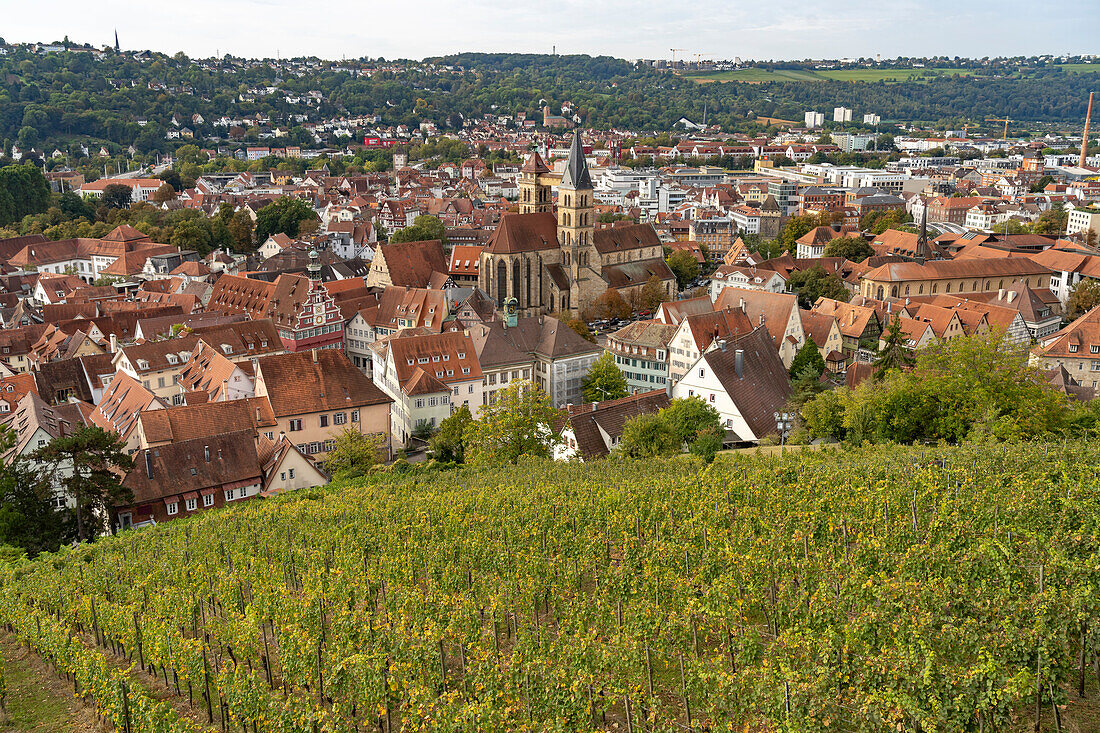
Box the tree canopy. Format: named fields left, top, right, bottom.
left=581, top=352, right=628, bottom=403
left=801, top=332, right=1072, bottom=445
left=464, top=381, right=563, bottom=465
left=254, top=196, right=317, bottom=243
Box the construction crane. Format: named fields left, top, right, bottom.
left=693, top=52, right=710, bottom=69
left=670, top=48, right=686, bottom=68
left=986, top=117, right=1013, bottom=140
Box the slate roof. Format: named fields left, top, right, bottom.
left=560, top=131, right=592, bottom=190
left=701, top=326, right=792, bottom=441
left=562, top=390, right=671, bottom=459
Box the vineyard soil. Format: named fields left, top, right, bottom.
left=0, top=638, right=97, bottom=733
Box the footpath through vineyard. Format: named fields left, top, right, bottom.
left=2, top=440, right=1100, bottom=732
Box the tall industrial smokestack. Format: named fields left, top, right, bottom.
left=1081, top=92, right=1094, bottom=169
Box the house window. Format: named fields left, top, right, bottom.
left=288, top=468, right=295, bottom=479
left=350, top=410, right=359, bottom=422
left=264, top=431, right=274, bottom=440
left=289, top=419, right=303, bottom=431
left=334, top=412, right=346, bottom=425
left=166, top=501, right=179, bottom=515
left=203, top=494, right=214, bottom=507
left=320, top=414, right=329, bottom=428
left=709, top=394, right=715, bottom=403
left=280, top=471, right=286, bottom=481
left=415, top=398, right=425, bottom=408
left=186, top=498, right=197, bottom=511
left=225, top=489, right=235, bottom=501
left=1070, top=344, right=1079, bottom=353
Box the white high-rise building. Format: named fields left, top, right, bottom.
left=863, top=114, right=881, bottom=125
left=804, top=111, right=824, bottom=128
left=833, top=107, right=853, bottom=123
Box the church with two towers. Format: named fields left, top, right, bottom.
left=478, top=131, right=675, bottom=318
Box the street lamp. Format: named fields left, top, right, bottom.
left=773, top=411, right=793, bottom=445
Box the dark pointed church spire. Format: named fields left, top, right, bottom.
left=560, top=129, right=591, bottom=190
left=114, top=30, right=120, bottom=53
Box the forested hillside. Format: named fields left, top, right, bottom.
left=0, top=47, right=1096, bottom=159
left=2, top=441, right=1099, bottom=731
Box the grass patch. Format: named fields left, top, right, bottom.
left=1058, top=63, right=1100, bottom=74
left=0, top=640, right=96, bottom=733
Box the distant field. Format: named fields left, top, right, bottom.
left=685, top=67, right=977, bottom=83
left=818, top=67, right=976, bottom=81
left=685, top=68, right=822, bottom=82
left=1058, top=63, right=1100, bottom=74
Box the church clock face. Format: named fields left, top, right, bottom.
left=505, top=298, right=517, bottom=316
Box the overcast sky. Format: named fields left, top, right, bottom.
left=5, top=0, right=1097, bottom=62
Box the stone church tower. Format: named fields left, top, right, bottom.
left=557, top=131, right=595, bottom=313
left=518, top=151, right=551, bottom=214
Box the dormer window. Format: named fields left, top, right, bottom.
left=1070, top=344, right=1079, bottom=353
left=418, top=357, right=429, bottom=364
left=407, top=359, right=415, bottom=365
left=1092, top=345, right=1098, bottom=354
left=442, top=354, right=449, bottom=361
left=136, top=359, right=149, bottom=370
left=457, top=352, right=466, bottom=359
left=221, top=344, right=233, bottom=355
left=166, top=354, right=178, bottom=365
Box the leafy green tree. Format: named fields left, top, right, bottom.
left=689, top=428, right=723, bottom=464
left=666, top=249, right=701, bottom=289
left=618, top=412, right=681, bottom=457
left=428, top=405, right=473, bottom=464
left=58, top=191, right=95, bottom=221
left=16, top=126, right=38, bottom=150
left=254, top=196, right=317, bottom=243
left=33, top=426, right=133, bottom=541
left=663, top=397, right=723, bottom=446
left=1032, top=205, right=1068, bottom=236
left=581, top=352, right=628, bottom=403
left=587, top=289, right=631, bottom=321
left=561, top=316, right=595, bottom=343
left=789, top=338, right=826, bottom=378
left=325, top=429, right=388, bottom=478
left=779, top=212, right=831, bottom=253
left=874, top=315, right=915, bottom=380
left=0, top=163, right=51, bottom=226
left=100, top=183, right=133, bottom=210
left=822, top=236, right=875, bottom=262
left=228, top=209, right=255, bottom=251
left=800, top=331, right=1070, bottom=445
left=0, top=426, right=74, bottom=556
left=151, top=183, right=176, bottom=203
left=786, top=266, right=851, bottom=308
left=790, top=364, right=827, bottom=407
left=169, top=217, right=212, bottom=253
left=1029, top=175, right=1054, bottom=193
left=464, top=381, right=563, bottom=465
left=389, top=214, right=447, bottom=244
left=637, top=275, right=668, bottom=312
left=1066, top=278, right=1100, bottom=318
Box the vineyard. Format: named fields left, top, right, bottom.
left=2, top=441, right=1100, bottom=732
